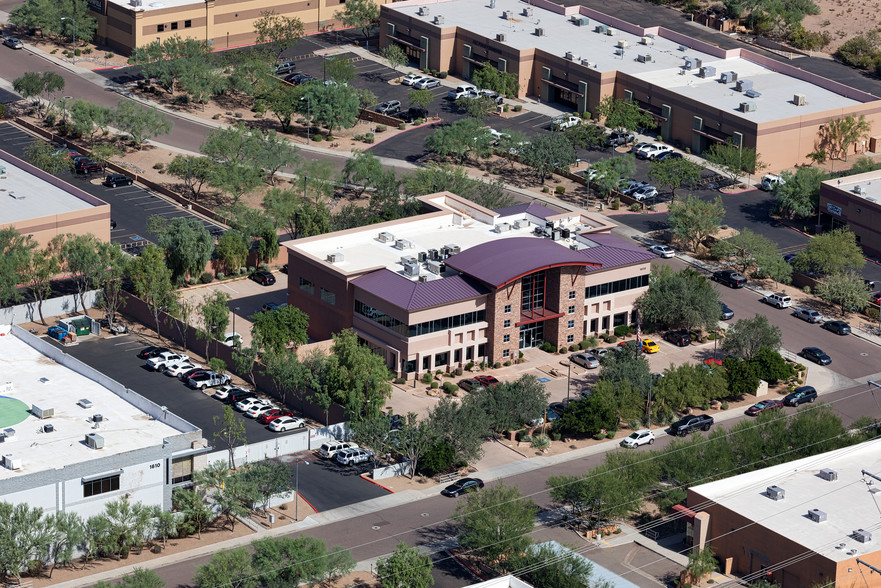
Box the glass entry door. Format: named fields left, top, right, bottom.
left=519, top=322, right=544, bottom=349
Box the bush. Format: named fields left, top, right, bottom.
left=50, top=49, right=58, bottom=54
left=721, top=402, right=729, bottom=410
left=363, top=133, right=375, bottom=144
left=555, top=186, right=566, bottom=194
left=580, top=336, right=599, bottom=350
left=313, top=134, right=324, bottom=142
left=417, top=441, right=456, bottom=477
left=398, top=123, right=406, bottom=130
left=542, top=186, right=550, bottom=193
left=503, top=104, right=509, bottom=112
left=421, top=373, right=434, bottom=384
left=867, top=307, right=880, bottom=320
left=630, top=203, right=642, bottom=212
left=153, top=162, right=165, bottom=171
left=606, top=431, right=616, bottom=439
left=513, top=104, right=523, bottom=112
left=438, top=71, right=448, bottom=79
left=539, top=341, right=556, bottom=353
left=74, top=48, right=82, bottom=56
left=216, top=271, right=225, bottom=280
left=354, top=134, right=363, bottom=141
left=212, top=113, right=220, bottom=120
left=430, top=382, right=439, bottom=389
left=558, top=347, right=567, bottom=354
left=465, top=361, right=474, bottom=371
left=504, top=360, right=512, bottom=366
left=803, top=285, right=811, bottom=295
left=174, top=94, right=190, bottom=105
left=106, top=52, right=115, bottom=59
left=568, top=345, right=577, bottom=352
left=375, top=124, right=387, bottom=133
left=394, top=377, right=406, bottom=384
left=532, top=435, right=550, bottom=449
left=550, top=431, right=561, bottom=441
left=454, top=367, right=463, bottom=376
left=414, top=118, right=425, bottom=125
left=83, top=47, right=93, bottom=54
left=493, top=361, right=502, bottom=368
left=604, top=334, right=618, bottom=343
left=518, top=433, right=533, bottom=443
left=200, top=272, right=214, bottom=284
left=614, top=325, right=632, bottom=338
left=611, top=198, right=621, bottom=210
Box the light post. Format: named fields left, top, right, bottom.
left=60, top=17, right=76, bottom=64
left=295, top=458, right=309, bottom=521
left=300, top=96, right=311, bottom=144
left=566, top=360, right=571, bottom=401
left=232, top=306, right=239, bottom=340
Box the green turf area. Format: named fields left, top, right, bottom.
left=0, top=397, right=31, bottom=429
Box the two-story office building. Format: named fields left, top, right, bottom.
left=284, top=194, right=655, bottom=377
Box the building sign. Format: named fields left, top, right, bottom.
left=87, top=0, right=105, bottom=15
left=827, top=203, right=842, bottom=216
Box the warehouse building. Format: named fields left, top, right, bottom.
left=380, top=0, right=881, bottom=170
left=818, top=169, right=881, bottom=258
left=284, top=193, right=655, bottom=376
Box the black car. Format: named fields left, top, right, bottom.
left=664, top=330, right=691, bottom=347
left=712, top=270, right=747, bottom=288
left=103, top=173, right=133, bottom=187
left=137, top=346, right=169, bottom=359
left=376, top=100, right=402, bottom=115
left=441, top=477, right=484, bottom=497
left=398, top=106, right=428, bottom=123
left=822, top=320, right=851, bottom=335
left=719, top=302, right=734, bottom=320
left=281, top=263, right=288, bottom=274
left=250, top=270, right=276, bottom=286
left=224, top=390, right=256, bottom=405
left=669, top=414, right=714, bottom=436
left=458, top=378, right=482, bottom=392
left=606, top=129, right=635, bottom=147
left=801, top=347, right=831, bottom=366
left=784, top=386, right=818, bottom=406
left=284, top=73, right=314, bottom=85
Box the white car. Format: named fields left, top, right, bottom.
left=623, top=180, right=650, bottom=195
left=635, top=144, right=674, bottom=160
left=448, top=84, right=477, bottom=100
left=632, top=186, right=658, bottom=200
left=401, top=73, right=426, bottom=86
left=649, top=245, right=675, bottom=258
left=146, top=351, right=189, bottom=371
left=245, top=403, right=280, bottom=418
left=335, top=448, right=375, bottom=465
left=478, top=89, right=504, bottom=104
left=761, top=173, right=785, bottom=191
left=629, top=142, right=652, bottom=154
left=222, top=332, right=241, bottom=347
left=235, top=397, right=271, bottom=412
left=269, top=416, right=306, bottom=432
left=552, top=115, right=582, bottom=130
left=165, top=360, right=202, bottom=377
left=212, top=385, right=249, bottom=400
left=487, top=128, right=509, bottom=144
left=414, top=77, right=440, bottom=89
left=620, top=429, right=655, bottom=448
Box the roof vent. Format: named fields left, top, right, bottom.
left=426, top=260, right=445, bottom=274
left=433, top=15, right=444, bottom=25
left=699, top=66, right=716, bottom=78
left=766, top=485, right=785, bottom=500
left=819, top=468, right=838, bottom=481
left=417, top=6, right=430, bottom=16
left=31, top=404, right=54, bottom=419
left=793, top=93, right=807, bottom=106
left=78, top=398, right=93, bottom=409
left=678, top=44, right=687, bottom=51
left=8, top=192, right=24, bottom=200
left=534, top=27, right=544, bottom=36
left=572, top=16, right=589, bottom=26
left=42, top=423, right=54, bottom=433
left=565, top=51, right=577, bottom=61
left=327, top=253, right=344, bottom=263
left=581, top=59, right=595, bottom=67
left=85, top=433, right=104, bottom=449
left=130, top=0, right=142, bottom=6
left=496, top=33, right=506, bottom=42
left=377, top=231, right=395, bottom=243
left=854, top=529, right=873, bottom=543
left=400, top=255, right=416, bottom=265
left=736, top=79, right=753, bottom=92
left=2, top=454, right=21, bottom=470
left=740, top=101, right=757, bottom=112
left=744, top=89, right=762, bottom=98
left=417, top=275, right=430, bottom=283
left=808, top=508, right=827, bottom=523
left=854, top=185, right=863, bottom=194
left=637, top=54, right=652, bottom=63
left=1, top=429, right=16, bottom=442
left=92, top=414, right=104, bottom=423
left=443, top=244, right=461, bottom=255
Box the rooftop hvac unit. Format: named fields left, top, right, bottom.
left=854, top=185, right=863, bottom=194
left=534, top=27, right=544, bottom=36
left=400, top=255, right=416, bottom=265
left=766, top=485, right=785, bottom=500
left=561, top=228, right=571, bottom=238
left=404, top=262, right=420, bottom=277
left=130, top=0, right=142, bottom=6
left=85, top=433, right=104, bottom=449
left=581, top=59, right=595, bottom=67
left=42, top=423, right=54, bottom=433
left=565, top=51, right=577, bottom=61
left=433, top=15, right=444, bottom=24
left=808, top=509, right=827, bottom=523
left=78, top=398, right=93, bottom=409
left=92, top=414, right=104, bottom=423
left=394, top=239, right=413, bottom=250
left=617, top=39, right=628, bottom=48
left=503, top=10, right=513, bottom=19
left=854, top=529, right=873, bottom=543
left=417, top=251, right=427, bottom=262
left=740, top=101, right=757, bottom=112
left=31, top=404, right=54, bottom=419
left=641, top=36, right=653, bottom=45
left=637, top=54, right=652, bottom=63
left=418, top=275, right=431, bottom=283
left=744, top=89, right=762, bottom=98
left=793, top=93, right=807, bottom=106
left=721, top=71, right=738, bottom=83
left=496, top=33, right=506, bottom=42
left=573, top=16, right=589, bottom=26
left=428, top=248, right=440, bottom=261
left=445, top=244, right=461, bottom=255
left=523, top=6, right=533, bottom=16
left=426, top=260, right=444, bottom=274
left=595, top=24, right=609, bottom=34
left=496, top=223, right=511, bottom=233
left=615, top=48, right=625, bottom=56
left=684, top=57, right=701, bottom=70
left=606, top=27, right=616, bottom=35
left=514, top=220, right=530, bottom=229
left=678, top=44, right=687, bottom=51
left=699, top=66, right=716, bottom=78
left=0, top=429, right=15, bottom=442
left=819, top=468, right=838, bottom=481
left=377, top=231, right=395, bottom=243
left=326, top=253, right=344, bottom=263
left=552, top=229, right=562, bottom=241
left=2, top=454, right=21, bottom=470
left=736, top=79, right=753, bottom=92
left=418, top=6, right=430, bottom=15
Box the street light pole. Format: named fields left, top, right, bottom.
left=61, top=17, right=76, bottom=64
left=567, top=360, right=571, bottom=401
left=232, top=306, right=239, bottom=341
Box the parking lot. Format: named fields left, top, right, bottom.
left=0, top=122, right=225, bottom=253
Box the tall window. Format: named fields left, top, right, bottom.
left=171, top=456, right=193, bottom=484
left=521, top=270, right=546, bottom=312
left=320, top=288, right=336, bottom=306
left=299, top=277, right=314, bottom=294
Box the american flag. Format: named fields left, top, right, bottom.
left=636, top=319, right=642, bottom=345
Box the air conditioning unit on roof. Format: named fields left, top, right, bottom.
left=433, top=15, right=444, bottom=24
left=641, top=36, right=653, bottom=45
left=327, top=253, right=344, bottom=263
left=637, top=54, right=652, bottom=63
left=721, top=71, right=738, bottom=83
left=2, top=454, right=21, bottom=470
left=854, top=529, right=873, bottom=543
left=404, top=262, right=420, bottom=277
left=740, top=101, right=757, bottom=112
left=503, top=10, right=513, bottom=19
left=808, top=508, right=827, bottom=523
left=736, top=79, right=753, bottom=92
left=496, top=33, right=506, bottom=42
left=377, top=231, right=395, bottom=243
left=523, top=7, right=533, bottom=16
left=565, top=51, right=577, bottom=61
left=85, top=433, right=104, bottom=450
left=793, top=93, right=807, bottom=106
left=606, top=27, right=616, bottom=35
left=534, top=27, right=544, bottom=36
left=617, top=39, right=628, bottom=48
left=819, top=468, right=838, bottom=481
left=766, top=485, right=785, bottom=500
left=699, top=66, right=716, bottom=78
left=418, top=6, right=429, bottom=16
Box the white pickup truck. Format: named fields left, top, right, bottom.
left=551, top=115, right=582, bottom=130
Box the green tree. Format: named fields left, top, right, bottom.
left=325, top=55, right=357, bottom=84
left=21, top=239, right=60, bottom=325
left=214, top=405, right=247, bottom=469
left=510, top=543, right=595, bottom=588
left=94, top=241, right=130, bottom=327
left=326, top=329, right=392, bottom=418
left=68, top=99, right=112, bottom=145
left=0, top=503, right=51, bottom=582
left=471, top=61, right=519, bottom=96
left=792, top=228, right=865, bottom=277
left=836, top=31, right=881, bottom=69
left=754, top=252, right=793, bottom=286
left=127, top=246, right=176, bottom=340
left=653, top=362, right=729, bottom=413
left=258, top=129, right=300, bottom=184
left=302, top=82, right=361, bottom=131
left=45, top=511, right=84, bottom=578
left=264, top=187, right=332, bottom=238
left=597, top=347, right=651, bottom=397
left=334, top=0, right=380, bottom=40
left=215, top=230, right=249, bottom=275
left=667, top=195, right=725, bottom=252
left=57, top=233, right=105, bottom=315
left=200, top=123, right=264, bottom=203
left=148, top=216, right=214, bottom=282
left=425, top=396, right=489, bottom=465
left=723, top=314, right=782, bottom=359
left=519, top=132, right=576, bottom=183
left=198, top=290, right=231, bottom=358
left=152, top=507, right=178, bottom=550
left=474, top=374, right=549, bottom=432
left=376, top=542, right=434, bottom=588
left=648, top=156, right=702, bottom=201
left=166, top=155, right=215, bottom=200
left=815, top=270, right=870, bottom=313
left=774, top=166, right=827, bottom=218
left=128, top=37, right=214, bottom=98
left=819, top=114, right=872, bottom=161
left=239, top=460, right=292, bottom=513
left=342, top=150, right=385, bottom=198
left=254, top=10, right=304, bottom=62
left=252, top=536, right=353, bottom=588
left=591, top=155, right=637, bottom=197
left=556, top=386, right=619, bottom=436
left=687, top=547, right=718, bottom=581
left=403, top=164, right=513, bottom=209
left=635, top=266, right=720, bottom=332
left=172, top=487, right=212, bottom=539
left=380, top=44, right=407, bottom=74
left=112, top=100, right=174, bottom=148
left=251, top=304, right=309, bottom=354
left=455, top=482, right=538, bottom=566
left=710, top=228, right=778, bottom=274
left=705, top=141, right=764, bottom=183
left=565, top=123, right=607, bottom=151
left=13, top=71, right=64, bottom=115
left=395, top=413, right=432, bottom=479
left=425, top=117, right=494, bottom=163
left=193, top=547, right=257, bottom=588
left=0, top=227, right=35, bottom=307
left=455, top=95, right=498, bottom=121
left=23, top=139, right=73, bottom=174
left=408, top=88, right=435, bottom=111
left=104, top=496, right=152, bottom=556
left=256, top=81, right=305, bottom=134
left=594, top=95, right=655, bottom=132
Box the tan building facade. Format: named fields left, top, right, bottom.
left=818, top=169, right=881, bottom=258
left=380, top=0, right=881, bottom=171
left=89, top=0, right=391, bottom=55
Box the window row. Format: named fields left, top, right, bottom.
left=585, top=274, right=649, bottom=299
left=299, top=277, right=336, bottom=305
left=355, top=300, right=486, bottom=338
left=83, top=474, right=120, bottom=498
left=157, top=20, right=192, bottom=32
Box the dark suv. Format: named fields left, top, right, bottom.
left=75, top=160, right=103, bottom=174
left=784, top=386, right=818, bottom=406
left=712, top=270, right=747, bottom=288
left=103, top=173, right=133, bottom=187
left=669, top=414, right=714, bottom=436
left=398, top=106, right=428, bottom=123
left=663, top=330, right=691, bottom=347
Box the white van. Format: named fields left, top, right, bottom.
left=317, top=440, right=359, bottom=459
left=761, top=174, right=785, bottom=191
left=763, top=293, right=792, bottom=308
left=448, top=84, right=477, bottom=100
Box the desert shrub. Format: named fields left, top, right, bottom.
left=422, top=373, right=434, bottom=384
left=555, top=186, right=566, bottom=194
left=558, top=347, right=567, bottom=354
left=569, top=345, right=577, bottom=352
left=394, top=377, right=406, bottom=384
left=513, top=104, right=523, bottom=112
left=504, top=360, right=512, bottom=366
left=431, top=382, right=439, bottom=389
left=614, top=325, right=632, bottom=337
left=532, top=435, right=550, bottom=449
left=313, top=134, right=324, bottom=142
left=630, top=203, right=642, bottom=212
left=493, top=362, right=502, bottom=368
left=465, top=361, right=474, bottom=371
left=200, top=272, right=213, bottom=284
left=398, top=123, right=406, bottom=130
left=216, top=272, right=225, bottom=280
left=604, top=334, right=618, bottom=343
left=375, top=124, right=387, bottom=132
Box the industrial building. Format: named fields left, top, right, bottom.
left=819, top=169, right=881, bottom=258
left=284, top=193, right=655, bottom=376
left=380, top=0, right=881, bottom=170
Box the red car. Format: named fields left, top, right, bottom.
left=475, top=375, right=500, bottom=387
left=745, top=399, right=784, bottom=416
left=258, top=408, right=294, bottom=424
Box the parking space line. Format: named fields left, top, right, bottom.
left=123, top=194, right=153, bottom=201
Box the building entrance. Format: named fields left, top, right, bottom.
left=519, top=322, right=544, bottom=349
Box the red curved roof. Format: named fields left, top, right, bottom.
left=445, top=237, right=602, bottom=288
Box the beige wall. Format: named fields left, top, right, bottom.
left=820, top=180, right=881, bottom=257
left=2, top=204, right=111, bottom=249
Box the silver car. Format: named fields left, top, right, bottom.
left=793, top=308, right=822, bottom=323
left=570, top=352, right=600, bottom=369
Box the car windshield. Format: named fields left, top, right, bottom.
left=627, top=432, right=640, bottom=439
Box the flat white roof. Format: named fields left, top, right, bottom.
left=0, top=153, right=97, bottom=225
left=291, top=195, right=606, bottom=278
left=388, top=0, right=860, bottom=121
left=691, top=436, right=881, bottom=562
left=0, top=327, right=183, bottom=481
left=824, top=170, right=881, bottom=207
left=107, top=0, right=202, bottom=13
